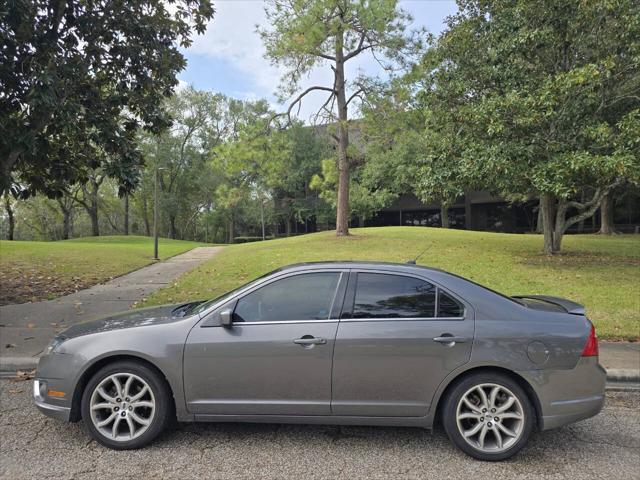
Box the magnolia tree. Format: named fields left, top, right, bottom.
left=0, top=0, right=214, bottom=197
left=416, top=0, right=640, bottom=253
left=259, top=0, right=420, bottom=236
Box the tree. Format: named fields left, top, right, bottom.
left=3, top=194, right=15, bottom=240
left=55, top=196, right=76, bottom=240
left=0, top=0, right=214, bottom=196
left=72, top=171, right=106, bottom=237
left=260, top=0, right=419, bottom=236
left=417, top=0, right=640, bottom=253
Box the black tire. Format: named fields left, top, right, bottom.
left=81, top=360, right=172, bottom=450
left=442, top=372, right=535, bottom=461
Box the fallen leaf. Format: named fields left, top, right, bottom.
left=24, top=336, right=34, bottom=340
left=27, top=323, right=36, bottom=329
left=14, top=369, right=35, bottom=381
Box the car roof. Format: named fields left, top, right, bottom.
left=271, top=261, right=447, bottom=275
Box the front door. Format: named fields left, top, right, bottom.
left=184, top=271, right=345, bottom=416
left=331, top=271, right=474, bottom=417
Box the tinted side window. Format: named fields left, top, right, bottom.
left=352, top=273, right=436, bottom=319
left=234, top=273, right=340, bottom=322
left=438, top=291, right=464, bottom=317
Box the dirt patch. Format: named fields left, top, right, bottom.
left=518, top=252, right=640, bottom=268
left=0, top=263, right=95, bottom=305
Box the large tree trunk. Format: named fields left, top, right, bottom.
left=3, top=194, right=14, bottom=240
left=56, top=199, right=72, bottom=240
left=285, top=215, right=291, bottom=237
left=169, top=215, right=178, bottom=239
left=541, top=194, right=556, bottom=254
left=141, top=197, right=151, bottom=236
left=440, top=204, right=450, bottom=228
left=335, top=29, right=350, bottom=237
left=228, top=215, right=234, bottom=243
left=542, top=188, right=611, bottom=254
left=62, top=209, right=71, bottom=239
left=88, top=205, right=99, bottom=236
left=535, top=198, right=544, bottom=234
left=123, top=194, right=129, bottom=235
left=76, top=177, right=102, bottom=236
left=599, top=191, right=617, bottom=235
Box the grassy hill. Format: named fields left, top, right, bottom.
left=142, top=227, right=639, bottom=340
left=0, top=236, right=205, bottom=305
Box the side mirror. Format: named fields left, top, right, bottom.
left=220, top=308, right=233, bottom=327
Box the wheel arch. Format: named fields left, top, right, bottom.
left=432, top=366, right=543, bottom=430
left=69, top=354, right=176, bottom=422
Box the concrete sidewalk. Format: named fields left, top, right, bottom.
left=0, top=246, right=222, bottom=370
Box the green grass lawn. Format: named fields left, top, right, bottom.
left=142, top=227, right=640, bottom=340
left=0, top=235, right=205, bottom=305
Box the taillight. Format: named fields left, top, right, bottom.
left=581, top=324, right=598, bottom=357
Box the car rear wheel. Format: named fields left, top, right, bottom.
left=442, top=372, right=535, bottom=461
left=81, top=360, right=172, bottom=449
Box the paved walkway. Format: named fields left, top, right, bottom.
left=0, top=247, right=222, bottom=369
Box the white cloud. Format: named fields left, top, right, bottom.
left=188, top=1, right=280, bottom=94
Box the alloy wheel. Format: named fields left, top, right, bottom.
left=89, top=373, right=156, bottom=442
left=455, top=383, right=525, bottom=453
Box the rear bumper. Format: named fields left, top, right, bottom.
left=540, top=394, right=604, bottom=430
left=518, top=356, right=606, bottom=431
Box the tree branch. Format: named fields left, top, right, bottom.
left=561, top=180, right=622, bottom=233
left=346, top=87, right=366, bottom=106
left=344, top=32, right=368, bottom=61
left=270, top=86, right=337, bottom=128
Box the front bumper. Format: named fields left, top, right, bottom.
left=519, top=356, right=606, bottom=431
left=33, top=379, right=71, bottom=422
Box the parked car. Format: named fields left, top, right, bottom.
left=34, top=262, right=605, bottom=460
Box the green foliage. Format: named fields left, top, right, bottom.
left=260, top=0, right=416, bottom=98
left=0, top=0, right=214, bottom=196
left=419, top=0, right=640, bottom=199
left=310, top=157, right=394, bottom=220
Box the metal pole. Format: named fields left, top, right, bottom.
left=260, top=199, right=265, bottom=241
left=154, top=166, right=159, bottom=260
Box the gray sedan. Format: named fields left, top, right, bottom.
left=34, top=262, right=605, bottom=460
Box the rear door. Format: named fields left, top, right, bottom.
left=331, top=270, right=474, bottom=417
left=184, top=270, right=347, bottom=416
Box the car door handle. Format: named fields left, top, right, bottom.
left=293, top=336, right=327, bottom=345
left=433, top=336, right=469, bottom=344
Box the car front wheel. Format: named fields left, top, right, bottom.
left=442, top=372, right=535, bottom=461
left=81, top=360, right=172, bottom=449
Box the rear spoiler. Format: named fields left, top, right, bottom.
left=512, top=295, right=586, bottom=315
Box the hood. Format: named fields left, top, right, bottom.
left=58, top=302, right=203, bottom=340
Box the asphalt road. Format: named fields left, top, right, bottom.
left=1, top=381, right=638, bottom=480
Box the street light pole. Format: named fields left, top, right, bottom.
left=153, top=165, right=159, bottom=260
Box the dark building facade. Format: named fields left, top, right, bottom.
left=364, top=189, right=640, bottom=234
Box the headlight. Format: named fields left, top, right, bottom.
left=43, top=336, right=66, bottom=355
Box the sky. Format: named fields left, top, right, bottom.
left=178, top=0, right=458, bottom=120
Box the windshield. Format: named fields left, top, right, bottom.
left=185, top=270, right=277, bottom=316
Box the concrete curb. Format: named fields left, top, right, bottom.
left=605, top=368, right=640, bottom=383
left=0, top=357, right=38, bottom=372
